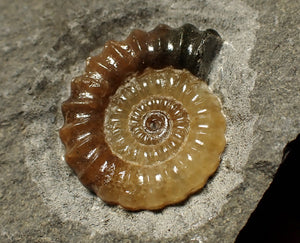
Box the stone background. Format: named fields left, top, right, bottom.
left=0, top=0, right=299, bottom=242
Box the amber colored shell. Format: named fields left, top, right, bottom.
left=60, top=24, right=226, bottom=210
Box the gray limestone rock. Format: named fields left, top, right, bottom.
left=0, top=0, right=299, bottom=242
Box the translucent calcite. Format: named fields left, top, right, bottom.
left=60, top=24, right=225, bottom=210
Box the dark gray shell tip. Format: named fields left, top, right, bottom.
left=178, top=23, right=223, bottom=82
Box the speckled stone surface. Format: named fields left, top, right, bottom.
left=0, top=0, right=299, bottom=242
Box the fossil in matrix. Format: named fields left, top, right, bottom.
left=60, top=24, right=226, bottom=210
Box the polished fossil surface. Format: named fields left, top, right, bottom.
left=60, top=24, right=225, bottom=210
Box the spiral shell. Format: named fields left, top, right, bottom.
left=60, top=24, right=226, bottom=210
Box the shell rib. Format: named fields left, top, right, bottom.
left=60, top=24, right=225, bottom=210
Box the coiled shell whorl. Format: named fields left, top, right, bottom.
left=60, top=24, right=226, bottom=210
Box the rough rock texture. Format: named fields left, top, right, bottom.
left=0, top=0, right=299, bottom=242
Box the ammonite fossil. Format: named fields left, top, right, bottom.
left=60, top=24, right=226, bottom=210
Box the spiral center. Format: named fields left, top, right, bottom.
left=103, top=69, right=194, bottom=165
left=129, top=105, right=173, bottom=145
left=143, top=110, right=169, bottom=136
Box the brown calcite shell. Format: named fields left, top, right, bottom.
left=60, top=24, right=226, bottom=210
